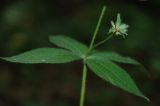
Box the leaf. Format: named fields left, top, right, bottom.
left=86, top=58, right=149, bottom=101
left=49, top=35, right=88, bottom=58
left=88, top=51, right=140, bottom=65
left=1, top=48, right=81, bottom=64
left=88, top=51, right=150, bottom=76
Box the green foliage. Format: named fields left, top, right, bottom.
left=0, top=36, right=149, bottom=101
left=49, top=35, right=88, bottom=58
left=0, top=6, right=149, bottom=106
left=86, top=59, right=149, bottom=101
left=1, top=48, right=80, bottom=64
left=88, top=51, right=140, bottom=65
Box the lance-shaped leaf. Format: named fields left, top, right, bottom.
left=49, top=35, right=88, bottom=58
left=88, top=51, right=140, bottom=65
left=88, top=51, right=149, bottom=76
left=86, top=59, right=149, bottom=101
left=1, top=48, right=80, bottom=64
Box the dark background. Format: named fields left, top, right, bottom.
left=0, top=0, right=160, bottom=106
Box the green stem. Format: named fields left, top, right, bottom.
left=88, top=6, right=107, bottom=52
left=79, top=6, right=107, bottom=106
left=80, top=64, right=87, bottom=106
left=93, top=33, right=114, bottom=49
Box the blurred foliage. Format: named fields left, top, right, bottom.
left=0, top=0, right=160, bottom=106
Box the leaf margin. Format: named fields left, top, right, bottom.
left=86, top=58, right=149, bottom=101
left=49, top=35, right=88, bottom=58
left=0, top=47, right=81, bottom=64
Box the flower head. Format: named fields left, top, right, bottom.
left=109, top=13, right=129, bottom=38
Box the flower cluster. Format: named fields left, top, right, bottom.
left=109, top=13, right=129, bottom=38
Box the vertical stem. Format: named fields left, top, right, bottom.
left=88, top=6, right=107, bottom=51
left=79, top=6, right=107, bottom=106
left=80, top=64, right=87, bottom=106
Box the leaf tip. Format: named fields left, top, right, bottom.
left=138, top=92, right=150, bottom=102
left=143, top=96, right=150, bottom=102
left=0, top=57, right=10, bottom=62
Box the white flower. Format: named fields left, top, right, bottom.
left=109, top=13, right=129, bottom=38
